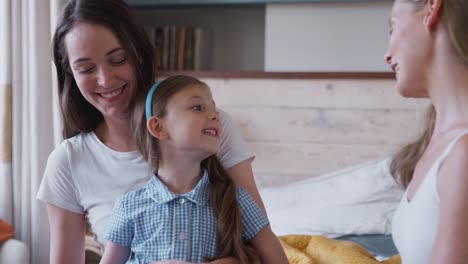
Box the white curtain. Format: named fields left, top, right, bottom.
left=0, top=0, right=65, bottom=263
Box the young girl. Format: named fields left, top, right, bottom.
left=99, top=75, right=288, bottom=264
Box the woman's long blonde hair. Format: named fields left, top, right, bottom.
left=390, top=105, right=435, bottom=187
left=131, top=75, right=256, bottom=263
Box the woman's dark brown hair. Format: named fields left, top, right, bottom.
left=52, top=0, right=155, bottom=139
left=132, top=75, right=256, bottom=263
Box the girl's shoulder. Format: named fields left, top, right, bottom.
left=120, top=184, right=149, bottom=200
left=235, top=187, right=258, bottom=208
left=114, top=181, right=154, bottom=211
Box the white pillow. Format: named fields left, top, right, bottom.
left=260, top=158, right=404, bottom=238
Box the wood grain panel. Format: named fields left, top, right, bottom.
left=224, top=107, right=419, bottom=145
left=250, top=142, right=398, bottom=187
left=206, top=78, right=420, bottom=110
left=195, top=77, right=427, bottom=185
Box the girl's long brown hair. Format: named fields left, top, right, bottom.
left=131, top=75, right=256, bottom=263
left=390, top=0, right=468, bottom=188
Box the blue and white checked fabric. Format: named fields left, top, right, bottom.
left=105, top=170, right=269, bottom=264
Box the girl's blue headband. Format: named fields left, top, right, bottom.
left=145, top=81, right=162, bottom=120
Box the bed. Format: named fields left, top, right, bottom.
left=260, top=158, right=402, bottom=262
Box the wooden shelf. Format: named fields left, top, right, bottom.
left=158, top=71, right=395, bottom=79
left=132, top=2, right=392, bottom=72
left=128, top=0, right=389, bottom=7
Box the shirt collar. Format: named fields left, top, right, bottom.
left=145, top=169, right=210, bottom=206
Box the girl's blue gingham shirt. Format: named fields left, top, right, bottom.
left=105, top=170, right=269, bottom=263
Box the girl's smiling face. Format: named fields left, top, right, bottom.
left=161, top=84, right=221, bottom=158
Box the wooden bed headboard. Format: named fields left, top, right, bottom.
left=202, top=77, right=429, bottom=188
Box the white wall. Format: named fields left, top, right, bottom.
left=265, top=2, right=393, bottom=72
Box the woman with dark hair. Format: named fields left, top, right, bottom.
left=385, top=0, right=468, bottom=262
left=36, top=1, right=266, bottom=263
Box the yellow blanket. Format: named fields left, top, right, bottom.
left=279, top=235, right=401, bottom=264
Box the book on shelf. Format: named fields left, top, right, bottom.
left=193, top=27, right=213, bottom=71
left=168, top=26, right=177, bottom=70
left=176, top=27, right=186, bottom=71
left=154, top=27, right=163, bottom=70
left=162, top=27, right=170, bottom=70
left=184, top=27, right=194, bottom=71
left=147, top=26, right=213, bottom=71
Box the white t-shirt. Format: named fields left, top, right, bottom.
left=36, top=109, right=253, bottom=249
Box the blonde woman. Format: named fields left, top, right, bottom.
left=385, top=0, right=468, bottom=263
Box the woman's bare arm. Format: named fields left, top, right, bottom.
left=100, top=241, right=130, bottom=264
left=227, top=158, right=266, bottom=214
left=251, top=225, right=288, bottom=264
left=47, top=204, right=86, bottom=264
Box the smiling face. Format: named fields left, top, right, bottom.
left=160, top=84, right=221, bottom=159
left=65, top=22, right=137, bottom=121
left=384, top=0, right=431, bottom=98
